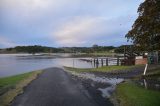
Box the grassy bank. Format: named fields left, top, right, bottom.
left=64, top=65, right=140, bottom=73
left=89, top=52, right=116, bottom=56
left=0, top=70, right=42, bottom=106
left=72, top=52, right=118, bottom=57
left=144, top=69, right=160, bottom=77
left=115, top=82, right=160, bottom=106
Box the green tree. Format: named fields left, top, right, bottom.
left=126, top=0, right=160, bottom=51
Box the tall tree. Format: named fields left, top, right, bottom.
left=126, top=0, right=160, bottom=51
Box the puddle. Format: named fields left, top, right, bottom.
left=70, top=72, right=123, bottom=84
left=69, top=71, right=124, bottom=98
left=98, top=86, right=115, bottom=98
left=134, top=78, right=160, bottom=91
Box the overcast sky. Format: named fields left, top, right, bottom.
left=0, top=0, right=144, bottom=48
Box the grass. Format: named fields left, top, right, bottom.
left=89, top=52, right=116, bottom=56
left=0, top=70, right=42, bottom=106
left=0, top=72, right=34, bottom=95
left=145, top=69, right=160, bottom=77
left=115, top=82, right=160, bottom=106
left=64, top=65, right=140, bottom=73
left=72, top=52, right=118, bottom=57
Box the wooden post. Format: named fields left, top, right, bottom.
left=143, top=64, right=148, bottom=75
left=73, top=59, right=75, bottom=68
left=96, top=58, right=99, bottom=68
left=124, top=45, right=126, bottom=59
left=106, top=58, right=108, bottom=66
left=101, top=59, right=103, bottom=66
left=93, top=59, right=95, bottom=68
left=117, top=57, right=120, bottom=66
left=97, top=59, right=99, bottom=64
left=93, top=59, right=95, bottom=67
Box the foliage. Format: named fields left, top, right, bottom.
left=114, top=45, right=125, bottom=53
left=126, top=0, right=160, bottom=51
left=92, top=45, right=115, bottom=53
left=115, top=45, right=144, bottom=56
left=0, top=45, right=116, bottom=54
left=14, top=45, right=64, bottom=54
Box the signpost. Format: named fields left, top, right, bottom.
left=143, top=64, right=148, bottom=75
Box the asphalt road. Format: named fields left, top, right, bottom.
left=11, top=67, right=100, bottom=106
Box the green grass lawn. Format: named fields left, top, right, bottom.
left=72, top=52, right=117, bottom=57
left=64, top=65, right=140, bottom=73
left=89, top=52, right=116, bottom=56
left=116, top=82, right=160, bottom=106
left=0, top=71, right=42, bottom=106
left=0, top=72, right=34, bottom=95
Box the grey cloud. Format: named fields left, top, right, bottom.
left=0, top=0, right=144, bottom=47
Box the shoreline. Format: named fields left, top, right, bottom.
left=64, top=65, right=160, bottom=106
left=1, top=65, right=160, bottom=106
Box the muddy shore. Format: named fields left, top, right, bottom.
left=65, top=64, right=160, bottom=105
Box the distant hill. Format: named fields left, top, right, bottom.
left=0, top=45, right=124, bottom=54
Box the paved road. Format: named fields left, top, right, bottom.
left=11, top=68, right=99, bottom=106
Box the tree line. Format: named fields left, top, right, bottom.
left=0, top=45, right=125, bottom=54
left=126, top=0, right=160, bottom=52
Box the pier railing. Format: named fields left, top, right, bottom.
left=80, top=57, right=126, bottom=68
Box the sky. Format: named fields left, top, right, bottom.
left=0, top=0, right=144, bottom=48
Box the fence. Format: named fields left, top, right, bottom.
left=81, top=57, right=125, bottom=68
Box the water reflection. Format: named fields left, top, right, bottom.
left=143, top=79, right=148, bottom=89
left=0, top=54, right=94, bottom=77
left=67, top=71, right=124, bottom=98
left=134, top=78, right=160, bottom=91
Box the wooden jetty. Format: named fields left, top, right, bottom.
left=80, top=57, right=124, bottom=68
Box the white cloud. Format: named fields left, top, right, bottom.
left=52, top=15, right=133, bottom=46
left=0, top=0, right=51, bottom=14
left=0, top=36, right=17, bottom=48
left=0, top=0, right=65, bottom=12
left=52, top=16, right=108, bottom=46
left=0, top=0, right=69, bottom=22
left=0, top=0, right=144, bottom=47
left=0, top=0, right=142, bottom=22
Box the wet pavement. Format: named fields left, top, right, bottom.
left=11, top=67, right=112, bottom=106
left=67, top=71, right=124, bottom=105
left=11, top=68, right=99, bottom=106
left=11, top=65, right=160, bottom=106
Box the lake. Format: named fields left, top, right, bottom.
left=0, top=54, right=94, bottom=77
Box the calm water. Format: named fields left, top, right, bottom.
left=0, top=54, right=94, bottom=77
left=134, top=78, right=160, bottom=91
